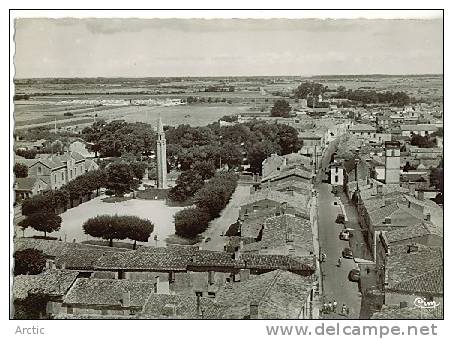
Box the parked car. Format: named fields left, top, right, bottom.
left=339, top=230, right=350, bottom=241
left=342, top=247, right=353, bottom=259
left=336, top=214, right=345, bottom=224
left=348, top=269, right=360, bottom=282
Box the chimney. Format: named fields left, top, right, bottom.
left=208, top=271, right=215, bottom=285
left=121, top=291, right=130, bottom=308
left=417, top=190, right=425, bottom=201
left=377, top=185, right=383, bottom=197
left=168, top=271, right=175, bottom=284
left=240, top=269, right=251, bottom=282
left=196, top=293, right=202, bottom=317
left=407, top=244, right=419, bottom=253
left=384, top=217, right=391, bottom=224
left=384, top=200, right=392, bottom=206
left=409, top=182, right=416, bottom=196
left=163, top=303, right=176, bottom=317
left=154, top=276, right=160, bottom=293
left=425, top=213, right=431, bottom=222
left=250, top=302, right=259, bottom=319
left=400, top=301, right=408, bottom=309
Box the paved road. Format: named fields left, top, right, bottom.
left=317, top=183, right=362, bottom=318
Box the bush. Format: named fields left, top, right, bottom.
left=14, top=248, right=46, bottom=276
left=174, top=207, right=211, bottom=238
left=19, top=212, right=62, bottom=237
left=83, top=215, right=154, bottom=248
left=14, top=163, right=28, bottom=178
left=336, top=214, right=345, bottom=224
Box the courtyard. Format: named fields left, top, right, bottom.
left=17, top=195, right=184, bottom=247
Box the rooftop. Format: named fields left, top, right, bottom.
left=63, top=278, right=155, bottom=308
left=13, top=269, right=79, bottom=300
left=216, top=269, right=314, bottom=319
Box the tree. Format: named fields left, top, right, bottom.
left=168, top=170, right=205, bottom=202
left=130, top=162, right=147, bottom=180
left=118, top=216, right=154, bottom=249
left=192, top=161, right=216, bottom=180
left=21, top=193, right=54, bottom=216
left=13, top=289, right=49, bottom=320
left=13, top=249, right=46, bottom=276
left=14, top=163, right=28, bottom=178
left=174, top=207, right=211, bottom=238
left=82, top=215, right=154, bottom=248
left=19, top=212, right=62, bottom=238
left=430, top=168, right=444, bottom=194
left=246, top=140, right=281, bottom=175
left=105, top=162, right=136, bottom=196
left=403, top=161, right=416, bottom=172
left=294, top=81, right=327, bottom=99
left=270, top=100, right=292, bottom=118
left=410, top=134, right=435, bottom=148
left=193, top=172, right=238, bottom=218
left=16, top=149, right=37, bottom=159
left=276, top=124, right=302, bottom=155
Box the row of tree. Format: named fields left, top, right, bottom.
left=164, top=121, right=301, bottom=175
left=19, top=161, right=148, bottom=237
left=174, top=172, right=238, bottom=238
left=82, top=215, right=154, bottom=248
left=81, top=120, right=156, bottom=158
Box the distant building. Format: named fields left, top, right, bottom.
left=400, top=124, right=439, bottom=137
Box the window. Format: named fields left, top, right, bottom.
left=335, top=175, right=339, bottom=183
left=54, top=174, right=57, bottom=183
left=67, top=306, right=73, bottom=314
left=37, top=166, right=42, bottom=175
left=62, top=172, right=64, bottom=180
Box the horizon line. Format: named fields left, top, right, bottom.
left=14, top=73, right=443, bottom=80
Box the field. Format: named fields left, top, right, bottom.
left=13, top=75, right=443, bottom=130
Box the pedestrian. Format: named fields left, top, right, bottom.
left=333, top=300, right=337, bottom=313
left=337, top=257, right=342, bottom=267
left=341, top=304, right=346, bottom=315
left=323, top=303, right=328, bottom=314
left=328, top=301, right=332, bottom=313
left=346, top=307, right=350, bottom=317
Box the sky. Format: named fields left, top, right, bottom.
left=13, top=17, right=443, bottom=78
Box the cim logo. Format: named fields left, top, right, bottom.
left=414, top=297, right=440, bottom=309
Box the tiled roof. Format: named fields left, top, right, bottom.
left=13, top=269, right=78, bottom=300
left=241, top=214, right=314, bottom=256
left=386, top=244, right=443, bottom=291
left=189, top=250, right=238, bottom=268
left=262, top=168, right=313, bottom=183
left=94, top=248, right=191, bottom=271
left=14, top=238, right=128, bottom=259
left=242, top=189, right=310, bottom=215
left=371, top=305, right=440, bottom=319
left=240, top=253, right=316, bottom=273
left=362, top=191, right=407, bottom=212
left=141, top=294, right=226, bottom=319
left=369, top=202, right=425, bottom=227
left=400, top=124, right=439, bottom=131
left=385, top=221, right=442, bottom=244
left=349, top=123, right=376, bottom=132
left=391, top=267, right=443, bottom=295
left=216, top=270, right=314, bottom=319
left=63, top=278, right=155, bottom=308
left=14, top=177, right=39, bottom=191
left=240, top=207, right=278, bottom=239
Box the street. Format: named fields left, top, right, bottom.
left=317, top=183, right=362, bottom=318
left=200, top=184, right=251, bottom=251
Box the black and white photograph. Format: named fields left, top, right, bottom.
left=7, top=7, right=444, bottom=331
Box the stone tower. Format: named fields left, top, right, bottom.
left=384, top=141, right=400, bottom=185
left=156, top=117, right=167, bottom=189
